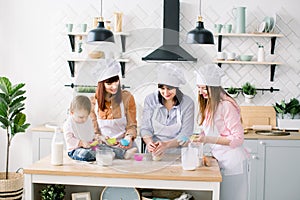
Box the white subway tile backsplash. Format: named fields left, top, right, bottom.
left=14, top=0, right=299, bottom=125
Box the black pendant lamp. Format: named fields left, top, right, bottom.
left=186, top=0, right=214, bottom=44
left=87, top=0, right=114, bottom=43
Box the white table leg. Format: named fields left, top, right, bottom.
left=24, top=174, right=33, bottom=200
left=212, top=182, right=220, bottom=200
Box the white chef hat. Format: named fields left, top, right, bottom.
left=96, top=58, right=121, bottom=82
left=195, top=64, right=224, bottom=86
left=157, top=63, right=186, bottom=87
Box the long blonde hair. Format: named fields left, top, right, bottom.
left=197, top=86, right=230, bottom=125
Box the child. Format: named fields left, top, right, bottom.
left=63, top=95, right=137, bottom=162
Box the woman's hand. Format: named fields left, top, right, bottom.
left=152, top=141, right=167, bottom=156
left=146, top=141, right=157, bottom=153
left=118, top=136, right=133, bottom=149
left=192, top=134, right=206, bottom=143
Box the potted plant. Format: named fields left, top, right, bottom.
left=242, top=82, right=257, bottom=103
left=0, top=77, right=30, bottom=199
left=273, top=98, right=300, bottom=130
left=226, top=87, right=239, bottom=98
left=40, top=184, right=66, bottom=200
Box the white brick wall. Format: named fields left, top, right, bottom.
left=1, top=0, right=299, bottom=126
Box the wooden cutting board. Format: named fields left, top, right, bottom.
left=240, top=106, right=276, bottom=129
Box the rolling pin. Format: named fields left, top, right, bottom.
left=246, top=125, right=272, bottom=130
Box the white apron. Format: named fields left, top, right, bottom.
left=151, top=106, right=182, bottom=153
left=95, top=101, right=127, bottom=140
left=202, top=121, right=247, bottom=176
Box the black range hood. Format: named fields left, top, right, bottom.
left=142, top=0, right=197, bottom=62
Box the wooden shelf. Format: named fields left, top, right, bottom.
left=67, top=58, right=130, bottom=78
left=67, top=32, right=129, bottom=52
left=215, top=33, right=283, bottom=82
left=67, top=31, right=130, bottom=36
left=67, top=58, right=130, bottom=63
left=214, top=33, right=284, bottom=37
left=213, top=60, right=282, bottom=65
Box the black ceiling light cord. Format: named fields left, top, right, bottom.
left=186, top=0, right=214, bottom=44
left=87, top=0, right=115, bottom=43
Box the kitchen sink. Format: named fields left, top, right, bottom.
left=255, top=130, right=290, bottom=136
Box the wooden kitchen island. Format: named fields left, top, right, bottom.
left=24, top=154, right=222, bottom=200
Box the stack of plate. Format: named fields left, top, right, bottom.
left=257, top=14, right=276, bottom=33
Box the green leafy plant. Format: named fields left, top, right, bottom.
left=227, top=87, right=239, bottom=94
left=0, top=77, right=30, bottom=179
left=242, top=82, right=257, bottom=96
left=273, top=98, right=300, bottom=119
left=40, top=184, right=66, bottom=200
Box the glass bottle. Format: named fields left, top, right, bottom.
left=257, top=44, right=265, bottom=62
left=51, top=127, right=64, bottom=166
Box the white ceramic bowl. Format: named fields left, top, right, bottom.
left=239, top=55, right=253, bottom=61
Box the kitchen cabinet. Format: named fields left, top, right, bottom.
left=244, top=139, right=258, bottom=200
left=244, top=139, right=300, bottom=200
left=31, top=130, right=54, bottom=162
left=24, top=154, right=222, bottom=200
left=214, top=33, right=283, bottom=82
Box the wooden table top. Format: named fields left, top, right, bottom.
left=24, top=154, right=222, bottom=182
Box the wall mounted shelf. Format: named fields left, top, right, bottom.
left=214, top=33, right=283, bottom=82
left=67, top=58, right=130, bottom=78
left=213, top=60, right=282, bottom=65
left=67, top=32, right=130, bottom=78
left=67, top=32, right=130, bottom=52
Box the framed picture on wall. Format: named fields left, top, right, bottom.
left=71, top=192, right=91, bottom=200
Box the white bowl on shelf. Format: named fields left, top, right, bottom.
left=239, top=55, right=253, bottom=61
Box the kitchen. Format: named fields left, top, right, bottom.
left=0, top=0, right=300, bottom=199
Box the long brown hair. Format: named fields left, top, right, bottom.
left=95, top=75, right=122, bottom=111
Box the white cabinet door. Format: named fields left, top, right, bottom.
left=257, top=140, right=300, bottom=200
left=244, top=140, right=259, bottom=200
left=32, top=131, right=54, bottom=162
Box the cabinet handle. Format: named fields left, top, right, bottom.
left=259, top=141, right=266, bottom=145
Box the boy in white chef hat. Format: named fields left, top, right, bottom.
left=140, top=63, right=195, bottom=159
left=193, top=64, right=249, bottom=200
left=90, top=58, right=138, bottom=160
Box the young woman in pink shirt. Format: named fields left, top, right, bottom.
left=193, top=64, right=248, bottom=200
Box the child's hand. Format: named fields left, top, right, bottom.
left=80, top=140, right=91, bottom=148
left=89, top=140, right=99, bottom=147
